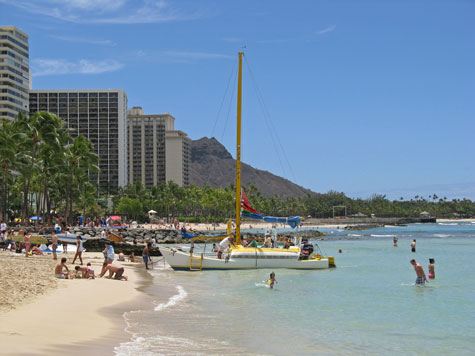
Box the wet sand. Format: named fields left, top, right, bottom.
left=0, top=251, right=144, bottom=355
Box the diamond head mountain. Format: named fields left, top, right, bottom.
left=190, top=137, right=315, bottom=198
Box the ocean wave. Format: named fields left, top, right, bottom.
left=347, top=233, right=361, bottom=237
left=433, top=234, right=455, bottom=238
left=438, top=223, right=457, bottom=226
left=154, top=285, right=187, bottom=311
left=370, top=234, right=395, bottom=237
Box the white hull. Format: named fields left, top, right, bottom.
left=159, top=246, right=331, bottom=270
left=57, top=233, right=87, bottom=244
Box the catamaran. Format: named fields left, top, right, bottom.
left=159, top=52, right=335, bottom=270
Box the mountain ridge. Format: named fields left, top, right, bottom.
left=190, top=137, right=316, bottom=198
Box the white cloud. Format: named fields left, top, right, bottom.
left=2, top=0, right=200, bottom=24
left=50, top=35, right=116, bottom=46
left=317, top=25, right=336, bottom=35
left=31, top=58, right=124, bottom=76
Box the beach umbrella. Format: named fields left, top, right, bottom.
left=29, top=216, right=43, bottom=220
left=110, top=215, right=121, bottom=220
left=148, top=210, right=157, bottom=214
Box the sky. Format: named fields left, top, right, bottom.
left=1, top=0, right=474, bottom=200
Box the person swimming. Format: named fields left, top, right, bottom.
left=267, top=272, right=278, bottom=289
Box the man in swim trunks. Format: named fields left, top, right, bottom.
left=410, top=259, right=428, bottom=285
left=411, top=239, right=416, bottom=253
left=54, top=257, right=71, bottom=279
left=52, top=230, right=58, bottom=260
left=143, top=242, right=151, bottom=269
left=99, top=263, right=128, bottom=281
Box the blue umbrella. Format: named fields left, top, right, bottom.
left=29, top=216, right=43, bottom=220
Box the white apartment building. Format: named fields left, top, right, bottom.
left=127, top=107, right=190, bottom=188
left=29, top=89, right=128, bottom=195
left=0, top=26, right=29, bottom=120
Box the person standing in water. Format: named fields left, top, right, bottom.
left=428, top=258, right=435, bottom=279
left=143, top=242, right=151, bottom=269
left=393, top=235, right=398, bottom=247
left=410, top=259, right=428, bottom=285
left=411, top=239, right=416, bottom=253
left=268, top=272, right=278, bottom=289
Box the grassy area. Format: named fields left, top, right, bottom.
left=10, top=235, right=48, bottom=245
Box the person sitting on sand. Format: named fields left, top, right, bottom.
left=55, top=257, right=71, bottom=279
left=99, top=263, right=128, bottom=281
left=32, top=245, right=44, bottom=256
left=118, top=251, right=125, bottom=261
left=128, top=252, right=137, bottom=263
left=86, top=262, right=95, bottom=279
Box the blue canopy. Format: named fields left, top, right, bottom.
left=241, top=212, right=302, bottom=229
left=29, top=216, right=43, bottom=220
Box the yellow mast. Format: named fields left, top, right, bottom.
left=235, top=52, right=243, bottom=245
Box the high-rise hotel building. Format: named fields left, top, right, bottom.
left=29, top=89, right=128, bottom=195
left=0, top=26, right=30, bottom=120
left=127, top=107, right=191, bottom=188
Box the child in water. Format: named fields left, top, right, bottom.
left=428, top=258, right=435, bottom=279
left=268, top=272, right=278, bottom=289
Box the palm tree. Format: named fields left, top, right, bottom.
left=0, top=119, right=23, bottom=220
left=15, top=112, right=63, bottom=223
left=62, top=134, right=99, bottom=224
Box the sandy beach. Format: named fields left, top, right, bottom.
left=0, top=250, right=144, bottom=356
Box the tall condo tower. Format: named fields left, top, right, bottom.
left=29, top=89, right=128, bottom=195
left=0, top=26, right=29, bottom=120
left=127, top=107, right=191, bottom=188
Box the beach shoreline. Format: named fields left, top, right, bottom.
left=0, top=251, right=146, bottom=356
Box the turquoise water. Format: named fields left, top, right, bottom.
left=115, top=222, right=475, bottom=356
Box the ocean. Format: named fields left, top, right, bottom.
left=114, top=222, right=475, bottom=356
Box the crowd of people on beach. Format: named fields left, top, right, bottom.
left=53, top=241, right=128, bottom=281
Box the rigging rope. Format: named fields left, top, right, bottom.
left=203, top=57, right=238, bottom=188
left=243, top=54, right=298, bottom=185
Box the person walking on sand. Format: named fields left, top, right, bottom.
left=410, top=259, right=428, bottom=285
left=143, top=242, right=151, bottom=269
left=72, top=236, right=85, bottom=265
left=428, top=258, right=435, bottom=279
left=52, top=230, right=58, bottom=260
left=411, top=239, right=416, bottom=253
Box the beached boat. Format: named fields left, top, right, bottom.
left=159, top=52, right=335, bottom=271
left=57, top=232, right=87, bottom=243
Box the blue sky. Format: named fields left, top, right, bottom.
left=2, top=0, right=474, bottom=200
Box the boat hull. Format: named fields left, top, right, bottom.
left=57, top=233, right=87, bottom=244
left=159, top=246, right=330, bottom=270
